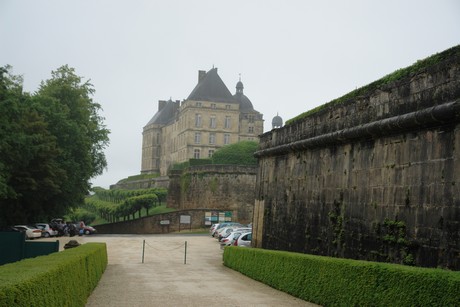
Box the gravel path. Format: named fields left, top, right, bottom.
left=45, top=234, right=318, bottom=306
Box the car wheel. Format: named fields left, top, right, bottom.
left=44, top=232, right=50, bottom=238
left=85, top=230, right=90, bottom=235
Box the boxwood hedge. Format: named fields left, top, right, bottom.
left=223, top=247, right=460, bottom=306
left=0, top=243, right=107, bottom=307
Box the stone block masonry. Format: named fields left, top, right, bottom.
left=167, top=165, right=257, bottom=225
left=253, top=46, right=460, bottom=270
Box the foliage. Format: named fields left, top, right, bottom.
left=211, top=141, right=258, bottom=165
left=223, top=247, right=460, bottom=306
left=0, top=242, right=107, bottom=307
left=84, top=187, right=167, bottom=222
left=171, top=141, right=258, bottom=170
left=287, top=45, right=460, bottom=125
left=0, top=65, right=109, bottom=226
left=65, top=207, right=97, bottom=225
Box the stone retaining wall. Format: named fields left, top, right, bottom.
left=253, top=46, right=460, bottom=269
left=167, top=165, right=257, bottom=225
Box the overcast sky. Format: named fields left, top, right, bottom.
left=1, top=1, right=459, bottom=189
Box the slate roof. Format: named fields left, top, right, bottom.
left=233, top=80, right=255, bottom=112
left=145, top=99, right=178, bottom=126
left=187, top=68, right=236, bottom=103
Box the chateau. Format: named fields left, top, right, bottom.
left=141, top=68, right=264, bottom=175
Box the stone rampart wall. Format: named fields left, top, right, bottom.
left=167, top=165, right=257, bottom=225
left=95, top=209, right=216, bottom=234
left=253, top=48, right=460, bottom=269
left=109, top=176, right=169, bottom=190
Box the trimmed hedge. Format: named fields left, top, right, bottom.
left=223, top=247, right=460, bottom=306
left=0, top=243, right=107, bottom=307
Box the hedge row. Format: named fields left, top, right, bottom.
left=0, top=243, right=107, bottom=307
left=223, top=247, right=460, bottom=306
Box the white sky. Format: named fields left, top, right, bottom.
left=1, top=1, right=459, bottom=189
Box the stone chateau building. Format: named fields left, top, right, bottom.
left=141, top=68, right=264, bottom=175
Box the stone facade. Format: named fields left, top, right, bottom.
left=142, top=68, right=264, bottom=176
left=167, top=165, right=257, bottom=225
left=253, top=46, right=460, bottom=269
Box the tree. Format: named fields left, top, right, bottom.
left=0, top=65, right=109, bottom=226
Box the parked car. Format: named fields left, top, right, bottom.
left=80, top=225, right=97, bottom=235
left=209, top=223, right=219, bottom=236
left=218, top=227, right=251, bottom=241
left=214, top=223, right=244, bottom=238
left=211, top=222, right=242, bottom=237
left=35, top=223, right=58, bottom=237
left=233, top=232, right=252, bottom=247
left=220, top=231, right=247, bottom=248
left=13, top=225, right=42, bottom=240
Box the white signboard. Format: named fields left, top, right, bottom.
left=160, top=220, right=170, bottom=225
left=180, top=215, right=191, bottom=224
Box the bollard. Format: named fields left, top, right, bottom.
left=142, top=239, right=145, bottom=263
left=184, top=241, right=187, bottom=264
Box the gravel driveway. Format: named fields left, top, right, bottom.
left=48, top=234, right=317, bottom=306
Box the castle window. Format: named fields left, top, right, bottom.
left=211, top=103, right=216, bottom=109
left=209, top=133, right=216, bottom=144
left=248, top=126, right=254, bottom=133
left=196, top=102, right=202, bottom=107
left=208, top=150, right=214, bottom=158
left=195, top=114, right=202, bottom=127
left=248, top=115, right=255, bottom=123
left=226, top=104, right=231, bottom=109
left=210, top=116, right=216, bottom=128
left=194, top=149, right=200, bottom=159
left=194, top=132, right=201, bottom=144
left=224, top=116, right=231, bottom=129
left=224, top=133, right=230, bottom=144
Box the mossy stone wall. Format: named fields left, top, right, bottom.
left=254, top=47, right=460, bottom=269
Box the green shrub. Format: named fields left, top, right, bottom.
left=0, top=243, right=107, bottom=307
left=223, top=247, right=460, bottom=306
left=211, top=141, right=258, bottom=165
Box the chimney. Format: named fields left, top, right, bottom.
left=198, top=70, right=206, bottom=83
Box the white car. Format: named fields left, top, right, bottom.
left=220, top=230, right=249, bottom=248
left=215, top=225, right=245, bottom=240
left=233, top=232, right=252, bottom=247
left=218, top=227, right=251, bottom=241
left=210, top=223, right=219, bottom=236
left=13, top=225, right=42, bottom=240
left=211, top=222, right=242, bottom=237
left=35, top=223, right=58, bottom=237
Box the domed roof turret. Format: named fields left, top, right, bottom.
left=272, top=113, right=283, bottom=129
left=236, top=80, right=244, bottom=92
left=233, top=78, right=254, bottom=112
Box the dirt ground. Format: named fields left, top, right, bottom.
left=42, top=234, right=318, bottom=306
